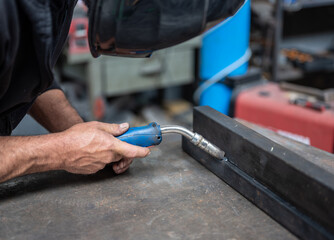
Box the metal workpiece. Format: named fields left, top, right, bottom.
left=160, top=125, right=225, bottom=159
left=182, top=106, right=334, bottom=240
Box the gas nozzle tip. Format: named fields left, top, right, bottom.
left=205, top=143, right=225, bottom=160
left=214, top=150, right=226, bottom=160
left=218, top=151, right=226, bottom=160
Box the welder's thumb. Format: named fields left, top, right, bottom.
left=97, top=122, right=129, bottom=136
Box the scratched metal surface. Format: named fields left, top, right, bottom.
left=236, top=119, right=334, bottom=173
left=0, top=137, right=296, bottom=240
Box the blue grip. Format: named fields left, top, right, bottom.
left=116, top=122, right=162, bottom=147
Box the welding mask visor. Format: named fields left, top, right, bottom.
left=88, top=0, right=244, bottom=58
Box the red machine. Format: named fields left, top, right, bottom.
left=235, top=83, right=334, bottom=153
left=68, top=4, right=90, bottom=55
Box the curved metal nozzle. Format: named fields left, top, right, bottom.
left=160, top=125, right=225, bottom=160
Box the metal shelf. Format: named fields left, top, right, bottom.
left=284, top=0, right=334, bottom=11
left=281, top=32, right=334, bottom=53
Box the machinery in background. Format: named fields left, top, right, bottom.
left=61, top=2, right=201, bottom=120
left=234, top=81, right=334, bottom=153
left=224, top=0, right=334, bottom=153
left=282, top=48, right=334, bottom=74
left=198, top=0, right=251, bottom=115
left=251, top=0, right=334, bottom=81
left=63, top=1, right=334, bottom=154
left=218, top=65, right=334, bottom=153
left=67, top=1, right=90, bottom=55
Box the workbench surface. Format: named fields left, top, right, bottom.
left=0, top=137, right=295, bottom=240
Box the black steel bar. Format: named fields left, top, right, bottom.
left=182, top=106, right=334, bottom=240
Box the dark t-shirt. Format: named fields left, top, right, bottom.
left=0, top=0, right=77, bottom=135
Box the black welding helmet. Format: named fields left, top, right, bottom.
left=88, top=0, right=244, bottom=58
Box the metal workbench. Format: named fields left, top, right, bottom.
left=0, top=136, right=295, bottom=240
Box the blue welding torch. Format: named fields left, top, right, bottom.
left=116, top=122, right=225, bottom=160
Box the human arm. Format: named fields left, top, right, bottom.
left=0, top=121, right=150, bottom=183
left=28, top=88, right=135, bottom=175
left=28, top=89, right=83, bottom=133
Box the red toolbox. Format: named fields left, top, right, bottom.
left=235, top=83, right=334, bottom=153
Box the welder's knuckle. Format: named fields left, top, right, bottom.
left=113, top=164, right=120, bottom=172
left=110, top=123, right=119, bottom=129
left=114, top=166, right=124, bottom=174
left=108, top=124, right=119, bottom=133
left=120, top=160, right=126, bottom=169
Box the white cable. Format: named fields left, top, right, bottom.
left=193, top=48, right=252, bottom=103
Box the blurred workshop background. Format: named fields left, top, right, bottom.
left=14, top=0, right=334, bottom=154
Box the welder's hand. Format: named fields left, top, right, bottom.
left=113, top=158, right=134, bottom=174
left=60, top=122, right=150, bottom=175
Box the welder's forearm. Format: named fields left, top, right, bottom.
left=29, top=89, right=83, bottom=133
left=0, top=135, right=64, bottom=183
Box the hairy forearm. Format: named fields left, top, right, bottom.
left=0, top=134, right=64, bottom=183
left=0, top=121, right=150, bottom=183
left=29, top=89, right=83, bottom=133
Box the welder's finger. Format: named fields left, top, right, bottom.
left=115, top=166, right=130, bottom=174
left=110, top=138, right=150, bottom=159
left=113, top=163, right=130, bottom=174
left=109, top=152, right=123, bottom=163
left=96, top=122, right=130, bottom=136
left=113, top=158, right=133, bottom=174
left=121, top=158, right=133, bottom=169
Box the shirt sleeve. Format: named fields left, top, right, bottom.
left=43, top=80, right=62, bottom=93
